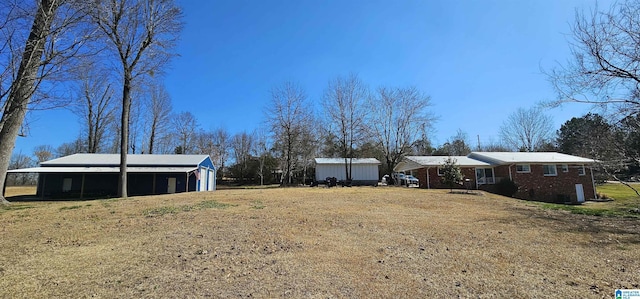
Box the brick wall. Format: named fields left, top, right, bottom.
left=507, top=164, right=595, bottom=203
left=416, top=167, right=476, bottom=189
left=414, top=163, right=595, bottom=203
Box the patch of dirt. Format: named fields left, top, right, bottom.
left=0, top=187, right=639, bottom=298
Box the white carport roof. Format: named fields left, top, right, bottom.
left=8, top=166, right=197, bottom=173
left=41, top=154, right=209, bottom=166
left=394, top=156, right=492, bottom=172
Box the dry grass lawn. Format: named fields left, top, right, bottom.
left=1, top=186, right=639, bottom=298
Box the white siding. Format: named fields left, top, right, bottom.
left=208, top=169, right=215, bottom=191
left=199, top=168, right=206, bottom=191
left=315, top=164, right=379, bottom=181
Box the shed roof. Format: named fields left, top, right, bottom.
left=8, top=166, right=197, bottom=174
left=468, top=152, right=595, bottom=164
left=41, top=154, right=210, bottom=167
left=314, top=158, right=381, bottom=165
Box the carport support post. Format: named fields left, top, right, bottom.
left=40, top=174, right=46, bottom=200
left=474, top=167, right=479, bottom=190
left=590, top=166, right=596, bottom=199
left=80, top=174, right=85, bottom=199
left=185, top=172, right=189, bottom=193
left=426, top=167, right=430, bottom=189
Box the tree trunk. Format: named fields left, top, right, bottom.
left=0, top=0, right=59, bottom=204
left=260, top=160, right=264, bottom=186
left=118, top=72, right=132, bottom=198
left=343, top=156, right=349, bottom=182
left=148, top=120, right=156, bottom=154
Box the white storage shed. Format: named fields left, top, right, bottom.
left=314, top=158, right=381, bottom=185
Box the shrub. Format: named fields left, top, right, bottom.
left=495, top=179, right=518, bottom=197
left=440, top=157, right=464, bottom=191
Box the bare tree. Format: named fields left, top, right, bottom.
left=548, top=0, right=640, bottom=197
left=143, top=82, right=172, bottom=154
left=71, top=62, right=117, bottom=153
left=0, top=0, right=89, bottom=203
left=56, top=137, right=85, bottom=157
left=548, top=0, right=640, bottom=119
left=434, top=129, right=472, bottom=156
left=265, top=82, right=312, bottom=186
left=230, top=131, right=253, bottom=184
left=298, top=124, right=319, bottom=184
left=7, top=151, right=35, bottom=186
left=33, top=144, right=54, bottom=163
left=366, top=86, right=434, bottom=176
left=212, top=127, right=230, bottom=180
left=88, top=0, right=182, bottom=198
left=252, top=129, right=272, bottom=186
left=411, top=124, right=434, bottom=155
left=499, top=107, right=554, bottom=152
left=479, top=140, right=511, bottom=152
left=104, top=89, right=144, bottom=154
left=322, top=74, right=367, bottom=182
left=171, top=111, right=198, bottom=154
left=128, top=89, right=144, bottom=154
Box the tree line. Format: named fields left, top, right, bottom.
left=10, top=73, right=638, bottom=187
left=2, top=0, right=640, bottom=198
left=7, top=73, right=437, bottom=187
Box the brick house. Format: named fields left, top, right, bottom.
left=394, top=152, right=596, bottom=203
left=394, top=156, right=492, bottom=189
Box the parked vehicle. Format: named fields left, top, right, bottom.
left=382, top=175, right=390, bottom=185
left=404, top=175, right=419, bottom=186
left=392, top=173, right=419, bottom=186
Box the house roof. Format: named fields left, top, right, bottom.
left=394, top=156, right=492, bottom=172
left=407, top=156, right=492, bottom=167
left=40, top=154, right=210, bottom=167
left=468, top=152, right=595, bottom=165
left=394, top=152, right=594, bottom=172
left=314, top=158, right=381, bottom=165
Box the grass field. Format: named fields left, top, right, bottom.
left=3, top=185, right=37, bottom=197
left=1, top=186, right=639, bottom=297
left=533, top=183, right=640, bottom=217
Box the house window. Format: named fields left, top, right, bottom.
left=516, top=164, right=530, bottom=173
left=561, top=164, right=569, bottom=172
left=476, top=168, right=495, bottom=184
left=437, top=167, right=444, bottom=176
left=62, top=178, right=72, bottom=192
left=543, top=164, right=557, bottom=176
left=578, top=165, right=586, bottom=176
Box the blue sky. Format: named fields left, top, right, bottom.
left=14, top=0, right=610, bottom=155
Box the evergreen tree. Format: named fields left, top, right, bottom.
left=441, top=157, right=464, bottom=192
